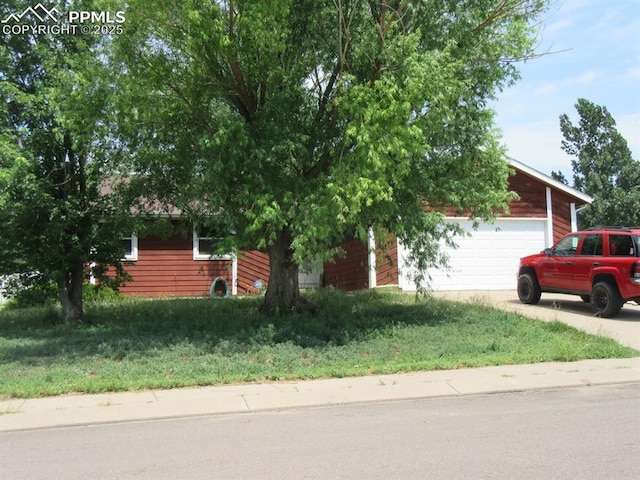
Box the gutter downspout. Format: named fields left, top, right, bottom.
left=573, top=203, right=589, bottom=231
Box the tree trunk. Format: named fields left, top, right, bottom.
left=57, top=262, right=85, bottom=323
left=260, top=228, right=317, bottom=315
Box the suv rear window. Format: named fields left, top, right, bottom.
left=609, top=234, right=637, bottom=256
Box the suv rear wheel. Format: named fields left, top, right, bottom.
left=518, top=273, right=541, bottom=304
left=590, top=282, right=623, bottom=318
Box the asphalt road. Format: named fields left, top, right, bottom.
left=2, top=383, right=639, bottom=479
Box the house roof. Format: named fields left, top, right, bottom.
left=104, top=159, right=592, bottom=218
left=509, top=158, right=593, bottom=205
left=100, top=177, right=183, bottom=217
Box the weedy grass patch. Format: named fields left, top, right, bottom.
left=0, top=290, right=637, bottom=399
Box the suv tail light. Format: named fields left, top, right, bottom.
left=633, top=261, right=640, bottom=284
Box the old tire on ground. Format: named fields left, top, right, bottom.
left=518, top=273, right=541, bottom=304
left=590, top=282, right=623, bottom=318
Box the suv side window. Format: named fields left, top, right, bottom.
left=609, top=234, right=635, bottom=256
left=553, top=234, right=579, bottom=256
left=580, top=234, right=603, bottom=256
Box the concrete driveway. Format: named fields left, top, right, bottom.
left=433, top=290, right=640, bottom=350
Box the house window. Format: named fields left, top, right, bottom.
left=193, top=228, right=231, bottom=260
left=120, top=234, right=138, bottom=261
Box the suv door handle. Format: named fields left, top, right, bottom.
left=564, top=261, right=572, bottom=265
left=593, top=262, right=600, bottom=267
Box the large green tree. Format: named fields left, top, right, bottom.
left=560, top=98, right=640, bottom=229
left=0, top=0, right=132, bottom=322
left=115, top=0, right=550, bottom=314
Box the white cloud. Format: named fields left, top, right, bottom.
left=628, top=66, right=640, bottom=81
left=534, top=82, right=559, bottom=95
left=568, top=70, right=600, bottom=85
left=617, top=113, right=640, bottom=159
left=500, top=120, right=572, bottom=177
left=499, top=112, right=640, bottom=182
left=534, top=70, right=602, bottom=95
left=542, top=18, right=574, bottom=38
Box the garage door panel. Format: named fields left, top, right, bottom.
left=398, top=219, right=546, bottom=291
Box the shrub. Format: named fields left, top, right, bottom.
left=3, top=280, right=58, bottom=309
left=3, top=281, right=122, bottom=309
left=83, top=284, right=124, bottom=304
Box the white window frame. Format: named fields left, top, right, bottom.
left=121, top=234, right=138, bottom=261
left=193, top=229, right=232, bottom=261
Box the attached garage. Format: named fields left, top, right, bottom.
left=397, top=218, right=547, bottom=291
left=351, top=159, right=593, bottom=293
left=265, top=158, right=591, bottom=294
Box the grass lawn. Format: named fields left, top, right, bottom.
left=0, top=290, right=637, bottom=399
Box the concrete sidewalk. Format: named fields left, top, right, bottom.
left=1, top=357, right=639, bottom=432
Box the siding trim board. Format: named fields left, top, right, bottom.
left=546, top=186, right=554, bottom=248
left=570, top=203, right=578, bottom=232
left=368, top=228, right=377, bottom=289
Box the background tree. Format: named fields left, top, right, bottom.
left=560, top=98, right=640, bottom=228
left=0, top=0, right=133, bottom=322
left=115, top=0, right=551, bottom=314
left=550, top=170, right=568, bottom=185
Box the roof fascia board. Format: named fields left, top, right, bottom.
left=508, top=158, right=593, bottom=204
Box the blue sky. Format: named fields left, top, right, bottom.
left=492, top=0, right=640, bottom=181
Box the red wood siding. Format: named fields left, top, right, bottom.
left=505, top=171, right=548, bottom=218
left=441, top=171, right=547, bottom=218
left=119, top=234, right=232, bottom=297
left=376, top=235, right=399, bottom=287
left=237, top=250, right=270, bottom=294
left=509, top=170, right=575, bottom=241
left=550, top=190, right=574, bottom=241
left=323, top=238, right=369, bottom=291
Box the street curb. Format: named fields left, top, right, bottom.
left=1, top=357, right=638, bottom=432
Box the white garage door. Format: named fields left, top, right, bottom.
left=398, top=219, right=547, bottom=291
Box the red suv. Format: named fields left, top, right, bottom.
left=517, top=227, right=640, bottom=318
